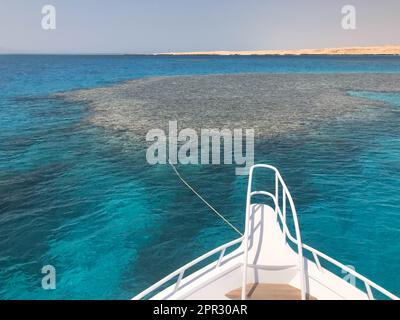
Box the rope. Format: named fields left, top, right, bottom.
left=169, top=162, right=243, bottom=236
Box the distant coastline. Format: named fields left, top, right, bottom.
left=155, top=45, right=400, bottom=56
left=2, top=45, right=400, bottom=56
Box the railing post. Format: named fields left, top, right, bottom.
left=285, top=183, right=306, bottom=300
left=275, top=172, right=279, bottom=214
left=241, top=207, right=250, bottom=300
left=175, top=271, right=185, bottom=292
left=241, top=167, right=254, bottom=300
left=282, top=190, right=286, bottom=223
left=282, top=190, right=286, bottom=242
left=217, top=248, right=226, bottom=268
left=365, top=283, right=374, bottom=300
left=312, top=252, right=322, bottom=272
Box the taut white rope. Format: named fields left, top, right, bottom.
left=169, top=162, right=243, bottom=236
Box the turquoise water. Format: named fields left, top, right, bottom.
left=0, top=55, right=399, bottom=299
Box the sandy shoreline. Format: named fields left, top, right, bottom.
left=155, top=45, right=400, bottom=56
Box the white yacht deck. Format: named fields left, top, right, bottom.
left=133, top=165, right=399, bottom=301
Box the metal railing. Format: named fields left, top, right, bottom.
left=242, top=164, right=306, bottom=299
left=133, top=164, right=398, bottom=300
left=244, top=164, right=398, bottom=300
left=132, top=236, right=243, bottom=300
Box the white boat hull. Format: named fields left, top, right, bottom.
left=133, top=165, right=398, bottom=300
left=151, top=204, right=368, bottom=300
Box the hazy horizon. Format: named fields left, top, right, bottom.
left=0, top=0, right=399, bottom=54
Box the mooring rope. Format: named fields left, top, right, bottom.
left=169, top=162, right=243, bottom=236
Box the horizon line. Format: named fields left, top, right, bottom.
left=2, top=44, right=400, bottom=56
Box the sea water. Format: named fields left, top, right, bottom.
left=0, top=55, right=399, bottom=299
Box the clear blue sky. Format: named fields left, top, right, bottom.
left=0, top=0, right=399, bottom=53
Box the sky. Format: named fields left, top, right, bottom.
left=0, top=0, right=399, bottom=54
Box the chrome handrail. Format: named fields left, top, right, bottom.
left=241, top=164, right=306, bottom=300
left=132, top=236, right=243, bottom=300
left=243, top=164, right=398, bottom=301
left=133, top=164, right=398, bottom=300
